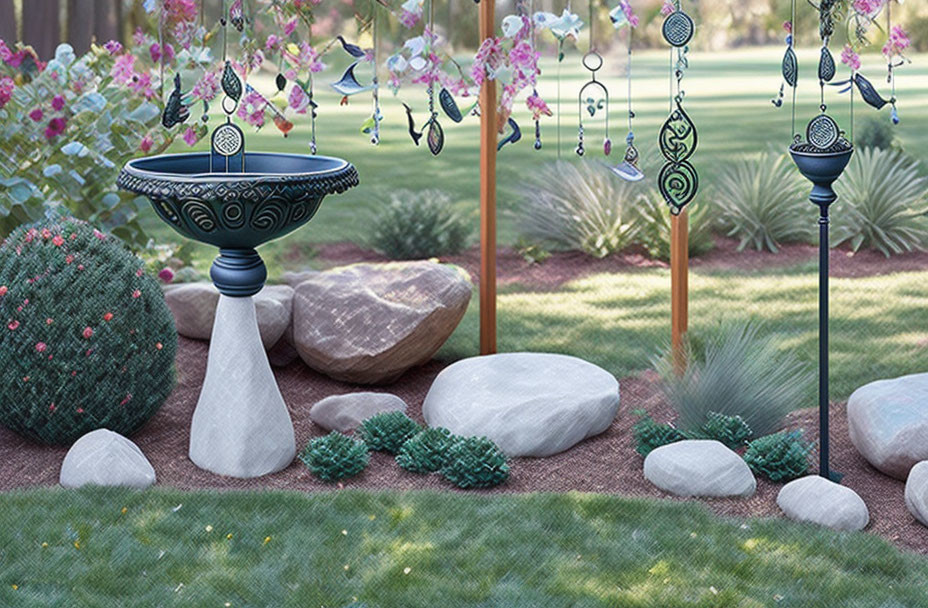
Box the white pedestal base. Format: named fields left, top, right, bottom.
left=189, top=295, right=296, bottom=478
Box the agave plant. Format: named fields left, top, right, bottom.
left=714, top=151, right=811, bottom=253
left=652, top=321, right=814, bottom=437
left=515, top=160, right=645, bottom=258
left=833, top=147, right=928, bottom=257
left=635, top=190, right=716, bottom=261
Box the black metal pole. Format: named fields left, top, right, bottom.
left=818, top=204, right=830, bottom=479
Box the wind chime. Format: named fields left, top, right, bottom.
left=576, top=1, right=610, bottom=158
left=608, top=0, right=642, bottom=182
left=658, top=0, right=698, bottom=215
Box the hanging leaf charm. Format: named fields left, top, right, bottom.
left=221, top=61, right=242, bottom=103
left=439, top=88, right=463, bottom=123
left=659, top=102, right=698, bottom=164
left=819, top=47, right=836, bottom=82
left=276, top=73, right=287, bottom=92
left=782, top=46, right=798, bottom=88
left=427, top=117, right=444, bottom=156
left=162, top=73, right=189, bottom=129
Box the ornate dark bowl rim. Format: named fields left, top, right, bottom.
left=787, top=144, right=855, bottom=159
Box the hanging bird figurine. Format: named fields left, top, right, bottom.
left=337, top=35, right=367, bottom=59
left=161, top=73, right=189, bottom=129
left=403, top=103, right=423, bottom=146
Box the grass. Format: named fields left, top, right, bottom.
left=0, top=487, right=925, bottom=607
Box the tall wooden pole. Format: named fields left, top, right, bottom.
left=671, top=211, right=689, bottom=374
left=479, top=0, right=497, bottom=355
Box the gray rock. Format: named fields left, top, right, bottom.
left=292, top=262, right=472, bottom=384
left=644, top=440, right=756, bottom=497
left=777, top=475, right=869, bottom=531
left=310, top=393, right=408, bottom=433
left=421, top=353, right=619, bottom=457
left=59, top=429, right=156, bottom=489
left=847, top=372, right=928, bottom=480
left=164, top=282, right=293, bottom=350
left=904, top=461, right=928, bottom=527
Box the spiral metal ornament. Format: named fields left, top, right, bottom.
left=659, top=160, right=699, bottom=215
left=182, top=200, right=219, bottom=233
left=252, top=199, right=287, bottom=232
left=658, top=101, right=699, bottom=214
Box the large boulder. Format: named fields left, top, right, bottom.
left=643, top=440, right=756, bottom=498
left=310, top=393, right=408, bottom=433
left=290, top=262, right=472, bottom=384
left=163, top=282, right=293, bottom=350
left=904, top=461, right=928, bottom=527
left=59, top=429, right=156, bottom=489
left=421, top=353, right=619, bottom=457
left=777, top=475, right=869, bottom=531
left=847, top=372, right=928, bottom=480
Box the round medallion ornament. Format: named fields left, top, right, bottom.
left=212, top=123, right=244, bottom=157
left=662, top=11, right=694, bottom=48
left=806, top=114, right=840, bottom=150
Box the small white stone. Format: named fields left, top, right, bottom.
left=310, top=393, right=408, bottom=433
left=60, top=429, right=156, bottom=489
left=643, top=440, right=756, bottom=498
left=777, top=475, right=869, bottom=531
left=904, top=461, right=928, bottom=527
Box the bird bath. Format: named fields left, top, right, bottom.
left=118, top=151, right=358, bottom=478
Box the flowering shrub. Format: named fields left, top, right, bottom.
left=0, top=217, right=177, bottom=445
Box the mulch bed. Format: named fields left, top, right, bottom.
left=2, top=337, right=927, bottom=555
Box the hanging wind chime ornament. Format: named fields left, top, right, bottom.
left=658, top=0, right=697, bottom=215
left=576, top=2, right=610, bottom=159
left=608, top=0, right=643, bottom=182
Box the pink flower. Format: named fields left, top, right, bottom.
left=29, top=108, right=43, bottom=122
left=44, top=117, right=67, bottom=139
left=526, top=92, right=552, bottom=120
left=82, top=327, right=93, bottom=339
left=266, top=35, right=281, bottom=51
left=853, top=0, right=884, bottom=17
left=139, top=134, right=154, bottom=153
left=132, top=289, right=141, bottom=299
left=103, top=312, right=114, bottom=321
left=35, top=342, right=46, bottom=352
left=7, top=320, right=18, bottom=331
left=103, top=40, right=122, bottom=55
left=128, top=72, right=155, bottom=99
left=93, top=229, right=106, bottom=240
left=133, top=27, right=147, bottom=47
left=52, top=235, right=64, bottom=246
left=399, top=9, right=420, bottom=28
left=783, top=21, right=792, bottom=34
left=237, top=90, right=267, bottom=127
left=288, top=84, right=310, bottom=114
left=883, top=25, right=910, bottom=59
left=0, top=77, right=14, bottom=109
left=620, top=0, right=639, bottom=27
left=182, top=126, right=197, bottom=146
left=51, top=95, right=65, bottom=112
left=841, top=45, right=861, bottom=71
left=41, top=229, right=51, bottom=240
left=0, top=285, right=7, bottom=297
left=158, top=268, right=175, bottom=283
left=149, top=42, right=175, bottom=64
left=283, top=18, right=298, bottom=37
left=661, top=0, right=676, bottom=17
left=111, top=54, right=135, bottom=84
left=0, top=40, right=11, bottom=63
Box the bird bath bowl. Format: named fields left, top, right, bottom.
left=118, top=152, right=358, bottom=478
left=788, top=144, right=853, bottom=208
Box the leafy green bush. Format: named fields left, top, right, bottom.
left=358, top=411, right=422, bottom=454
left=516, top=160, right=644, bottom=258
left=632, top=411, right=686, bottom=457
left=299, top=432, right=369, bottom=482
left=0, top=217, right=177, bottom=444
left=441, top=436, right=510, bottom=489
left=689, top=412, right=753, bottom=449
left=833, top=148, right=928, bottom=257
left=714, top=151, right=811, bottom=252
left=743, top=430, right=813, bottom=482
left=395, top=427, right=458, bottom=474
left=635, top=192, right=716, bottom=261
left=652, top=321, right=813, bottom=437
left=368, top=190, right=471, bottom=260
left=854, top=116, right=895, bottom=151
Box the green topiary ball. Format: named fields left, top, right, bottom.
left=441, top=436, right=510, bottom=489
left=357, top=411, right=421, bottom=454
left=0, top=218, right=177, bottom=445
left=743, top=430, right=813, bottom=482
left=299, top=432, right=370, bottom=482
left=396, top=427, right=458, bottom=474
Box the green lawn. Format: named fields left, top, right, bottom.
left=0, top=488, right=925, bottom=607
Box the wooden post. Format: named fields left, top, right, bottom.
left=22, top=0, right=60, bottom=60
left=0, top=1, right=16, bottom=44
left=479, top=0, right=497, bottom=355
left=671, top=210, right=689, bottom=374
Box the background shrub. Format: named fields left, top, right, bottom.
left=358, top=411, right=421, bottom=454
left=516, top=160, right=644, bottom=258
left=635, top=193, right=716, bottom=261
left=652, top=320, right=813, bottom=437
left=300, top=432, right=370, bottom=482
left=834, top=148, right=928, bottom=257
left=714, top=151, right=812, bottom=252
left=853, top=116, right=896, bottom=151
left=368, top=190, right=471, bottom=260
left=396, top=427, right=458, bottom=474
left=441, top=436, right=510, bottom=489
left=632, top=411, right=686, bottom=457
left=743, top=430, right=813, bottom=482
left=0, top=217, right=177, bottom=444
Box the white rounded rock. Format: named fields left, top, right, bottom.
left=643, top=440, right=756, bottom=497
left=777, top=475, right=869, bottom=531
left=310, top=393, right=408, bottom=433
left=60, top=429, right=156, bottom=489
left=422, top=352, right=619, bottom=457
left=904, top=461, right=928, bottom=527
left=847, top=372, right=928, bottom=480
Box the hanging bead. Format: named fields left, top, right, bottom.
left=576, top=125, right=584, bottom=157
left=534, top=120, right=542, bottom=150
left=604, top=138, right=612, bottom=156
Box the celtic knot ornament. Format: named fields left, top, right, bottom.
left=659, top=99, right=699, bottom=214
left=659, top=160, right=699, bottom=215
left=659, top=102, right=697, bottom=164
left=662, top=10, right=694, bottom=48
left=782, top=46, right=798, bottom=87
left=212, top=123, right=244, bottom=157
left=806, top=114, right=840, bottom=150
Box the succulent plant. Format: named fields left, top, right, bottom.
left=743, top=430, right=813, bottom=482
left=299, top=432, right=370, bottom=482
left=358, top=411, right=421, bottom=454
left=396, top=427, right=458, bottom=474
left=632, top=411, right=686, bottom=457
left=690, top=412, right=753, bottom=450
left=441, top=436, right=510, bottom=489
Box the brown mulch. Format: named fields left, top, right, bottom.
left=1, top=337, right=927, bottom=555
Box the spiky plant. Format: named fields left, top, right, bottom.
left=368, top=189, right=471, bottom=260
left=714, top=151, right=811, bottom=252
left=0, top=217, right=177, bottom=444
left=652, top=321, right=813, bottom=437
left=358, top=411, right=422, bottom=454
left=632, top=411, right=686, bottom=457
left=516, top=160, right=645, bottom=258
left=833, top=148, right=928, bottom=257
left=299, top=432, right=369, bottom=482
left=635, top=192, right=716, bottom=261
left=743, top=430, right=813, bottom=482
left=395, top=427, right=458, bottom=474
left=441, top=436, right=510, bottom=489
